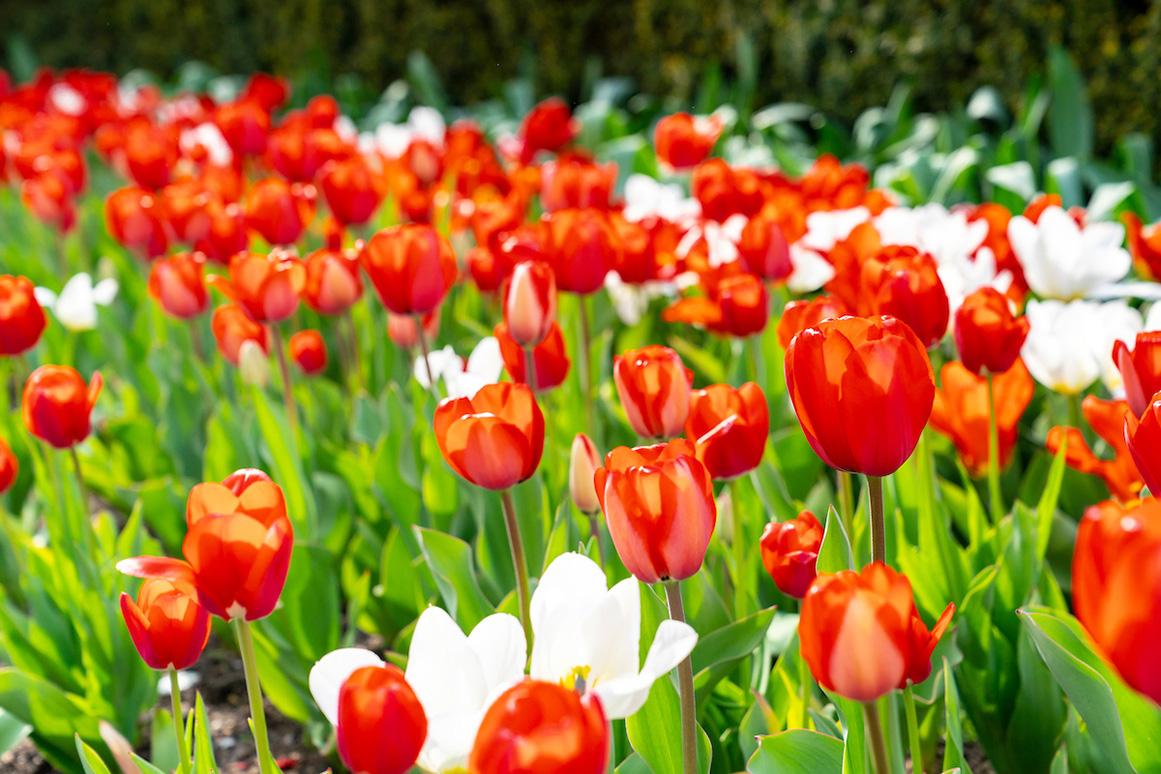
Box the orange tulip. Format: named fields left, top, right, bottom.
left=211, top=304, right=269, bottom=366
left=361, top=224, right=459, bottom=315
left=542, top=208, right=619, bottom=295
left=120, top=578, right=211, bottom=671
left=22, top=366, right=102, bottom=449
left=337, top=665, right=427, bottom=774
left=207, top=250, right=305, bottom=323
left=594, top=439, right=716, bottom=584
left=0, top=437, right=17, bottom=494
left=516, top=98, right=578, bottom=164
left=1123, top=212, right=1161, bottom=281
left=1072, top=497, right=1161, bottom=703
left=495, top=321, right=571, bottom=392
left=319, top=155, right=383, bottom=227
left=1114, top=332, right=1161, bottom=419
left=433, top=382, right=545, bottom=491
left=105, top=186, right=169, bottom=259
left=245, top=177, right=315, bottom=246
left=930, top=360, right=1034, bottom=477
left=613, top=345, right=693, bottom=440
left=1051, top=397, right=1143, bottom=502
left=799, top=563, right=954, bottom=702
left=654, top=112, right=723, bottom=170
left=302, top=248, right=363, bottom=315
left=469, top=680, right=607, bottom=774
left=289, top=330, right=327, bottom=376
left=569, top=433, right=602, bottom=515
left=504, top=260, right=557, bottom=348
left=691, top=158, right=765, bottom=222
left=1125, top=393, right=1161, bottom=498
left=954, top=287, right=1030, bottom=376
left=760, top=510, right=823, bottom=599
left=0, top=275, right=47, bottom=355
left=541, top=154, right=616, bottom=212
left=785, top=315, right=934, bottom=476
left=859, top=246, right=949, bottom=349
left=195, top=199, right=250, bottom=264
left=738, top=214, right=793, bottom=282
left=147, top=252, right=209, bottom=319
left=776, top=296, right=849, bottom=351
left=685, top=382, right=769, bottom=480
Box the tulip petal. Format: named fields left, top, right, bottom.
left=308, top=648, right=385, bottom=726
left=593, top=619, right=698, bottom=718
left=116, top=556, right=195, bottom=584
left=465, top=613, right=527, bottom=694
left=406, top=606, right=489, bottom=716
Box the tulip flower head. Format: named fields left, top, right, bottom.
left=289, top=330, right=327, bottom=376
left=0, top=275, right=47, bottom=355
left=759, top=511, right=824, bottom=599
left=1022, top=299, right=1142, bottom=396
left=613, top=345, right=694, bottom=441
left=302, top=248, right=363, bottom=315
left=859, top=246, right=950, bottom=349
left=1123, top=212, right=1161, bottom=281
left=654, top=112, right=724, bottom=171
left=338, top=665, right=427, bottom=774
left=318, top=155, right=383, bottom=227
left=120, top=578, right=211, bottom=671
left=0, top=437, right=18, bottom=494
left=569, top=434, right=601, bottom=515
left=1114, top=332, right=1161, bottom=419
left=799, top=563, right=954, bottom=702
left=685, top=382, right=769, bottom=480
left=776, top=296, right=849, bottom=351
left=931, top=360, right=1034, bottom=477
left=1124, top=393, right=1161, bottom=498
left=1049, top=397, right=1143, bottom=502
left=738, top=214, right=793, bottom=282
left=207, top=250, right=305, bottom=323
left=433, top=382, right=545, bottom=491
left=245, top=177, right=314, bottom=246
left=594, top=439, right=717, bottom=584
left=105, top=186, right=169, bottom=259
left=515, top=97, right=578, bottom=164
left=34, top=273, right=119, bottom=332
left=361, top=224, right=459, bottom=315
left=494, top=321, right=571, bottom=392
left=211, top=303, right=269, bottom=366
left=954, top=287, right=1029, bottom=376
left=542, top=208, right=620, bottom=295
left=504, top=261, right=557, bottom=348
left=1008, top=206, right=1131, bottom=300
left=23, top=365, right=102, bottom=449
left=784, top=315, right=934, bottom=476
left=147, top=252, right=209, bottom=319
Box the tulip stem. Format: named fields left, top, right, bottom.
left=524, top=346, right=539, bottom=394
left=499, top=490, right=533, bottom=649
left=577, top=295, right=596, bottom=439
left=903, top=683, right=923, bottom=774
left=234, top=618, right=279, bottom=774
left=864, top=701, right=890, bottom=774
left=168, top=668, right=192, bottom=774
left=414, top=315, right=442, bottom=402
left=588, top=515, right=607, bottom=568
left=664, top=581, right=698, bottom=774
left=728, top=478, right=748, bottom=617
left=269, top=326, right=298, bottom=435
left=837, top=471, right=855, bottom=539
left=68, top=447, right=97, bottom=568
left=868, top=475, right=885, bottom=564
left=986, top=373, right=1004, bottom=521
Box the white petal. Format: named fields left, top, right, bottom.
left=93, top=278, right=119, bottom=306
left=33, top=287, right=58, bottom=308
left=593, top=620, right=698, bottom=719
left=466, top=613, right=527, bottom=693
left=531, top=553, right=609, bottom=631
left=582, top=578, right=640, bottom=685
left=406, top=606, right=489, bottom=716
left=417, top=708, right=485, bottom=773
left=414, top=345, right=460, bottom=388
left=787, top=245, right=835, bottom=294
left=308, top=648, right=385, bottom=726
left=467, top=337, right=503, bottom=383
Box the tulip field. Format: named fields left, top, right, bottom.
left=4, top=47, right=1161, bottom=774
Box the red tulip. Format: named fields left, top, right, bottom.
left=215, top=99, right=271, bottom=158
left=469, top=680, right=607, bottom=774
left=691, top=158, right=765, bottom=222
left=738, top=214, right=793, bottom=282
left=613, top=345, right=693, bottom=440
left=541, top=155, right=616, bottom=212
left=1125, top=393, right=1161, bottom=498
left=0, top=275, right=48, bottom=355
left=1124, top=212, right=1161, bottom=281
left=289, top=330, right=327, bottom=376
left=105, top=186, right=169, bottom=259
left=594, top=439, right=716, bottom=584
left=319, top=155, right=383, bottom=227
left=654, top=112, right=723, bottom=171
left=718, top=273, right=769, bottom=337
left=542, top=209, right=619, bottom=295
left=147, top=252, right=209, bottom=319
left=504, top=261, right=557, bottom=348
left=495, top=321, right=571, bottom=392
left=120, top=578, right=211, bottom=671
left=207, top=250, right=305, bottom=323
left=337, top=665, right=427, bottom=774
left=241, top=73, right=291, bottom=113
left=22, top=366, right=102, bottom=449
left=122, top=120, right=177, bottom=190
left=760, top=511, right=823, bottom=598
left=433, top=382, right=545, bottom=491
left=194, top=199, right=250, bottom=264
left=799, top=563, right=954, bottom=702
left=569, top=433, right=601, bottom=515
left=930, top=360, right=1034, bottom=477
left=1073, top=497, right=1161, bottom=703
left=22, top=171, right=77, bottom=233
left=0, top=437, right=17, bottom=494
left=302, top=248, right=363, bottom=315
left=516, top=98, right=578, bottom=164
left=1050, top=397, right=1143, bottom=503
left=785, top=315, right=934, bottom=476
left=211, top=304, right=269, bottom=366
left=1114, top=332, right=1161, bottom=419
left=954, top=287, right=1030, bottom=376
left=161, top=181, right=213, bottom=244
left=360, top=224, right=459, bottom=315
left=776, top=296, right=850, bottom=351
left=686, top=382, right=769, bottom=480
left=245, top=177, right=314, bottom=246
left=859, top=246, right=949, bottom=349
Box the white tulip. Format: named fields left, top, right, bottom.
left=798, top=207, right=870, bottom=252
left=413, top=337, right=503, bottom=399
left=34, top=273, right=118, bottom=332
left=1008, top=207, right=1131, bottom=300
left=1021, top=299, right=1142, bottom=395
left=786, top=244, right=836, bottom=294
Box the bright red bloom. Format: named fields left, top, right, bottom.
left=105, top=186, right=169, bottom=258
left=785, top=315, right=934, bottom=476
left=1073, top=497, right=1161, bottom=704
left=691, top=159, right=766, bottom=222
left=21, top=172, right=77, bottom=233
left=207, top=250, right=305, bottom=323
left=22, top=366, right=102, bottom=449
left=1124, top=394, right=1161, bottom=499
left=776, top=296, right=850, bottom=351
left=122, top=120, right=177, bottom=190
left=215, top=99, right=271, bottom=157
left=859, top=246, right=949, bottom=349
left=194, top=199, right=249, bottom=263
left=799, top=562, right=954, bottom=702
left=654, top=112, right=723, bottom=170
left=718, top=274, right=770, bottom=337
left=685, top=382, right=769, bottom=480
left=302, top=248, right=363, bottom=315
left=542, top=209, right=619, bottom=295
left=147, top=252, right=209, bottom=319
left=211, top=304, right=269, bottom=366
left=318, top=156, right=383, bottom=227
left=760, top=511, right=823, bottom=599
left=954, top=287, right=1030, bottom=376
left=469, top=680, right=607, bottom=774
left=120, top=578, right=211, bottom=671
left=240, top=73, right=291, bottom=113
left=161, top=181, right=214, bottom=244
left=516, top=98, right=578, bottom=164
left=0, top=275, right=47, bottom=355
left=541, top=155, right=616, bottom=212
left=1051, top=397, right=1142, bottom=502
left=1123, top=212, right=1161, bottom=281
left=360, top=224, right=459, bottom=315
left=738, top=214, right=793, bottom=282
left=433, top=382, right=545, bottom=491
left=930, top=360, right=1034, bottom=477
left=0, top=437, right=17, bottom=494
left=495, top=321, right=571, bottom=392
left=337, top=665, right=427, bottom=774
left=245, top=177, right=315, bottom=246
left=289, top=330, right=327, bottom=376
left=593, top=439, right=717, bottom=584
left=1114, top=333, right=1161, bottom=419
left=613, top=345, right=693, bottom=440
left=504, top=260, right=557, bottom=348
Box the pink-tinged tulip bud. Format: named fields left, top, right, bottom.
left=569, top=433, right=601, bottom=514
left=759, top=511, right=823, bottom=598
left=504, top=261, right=557, bottom=348
left=387, top=309, right=441, bottom=350
left=613, top=346, right=694, bottom=440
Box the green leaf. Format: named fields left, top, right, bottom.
left=747, top=729, right=844, bottom=774
left=943, top=658, right=972, bottom=774
left=1037, top=445, right=1068, bottom=562
left=0, top=709, right=30, bottom=756
left=415, top=527, right=494, bottom=631
left=1047, top=46, right=1093, bottom=159
left=816, top=505, right=854, bottom=575
left=192, top=692, right=218, bottom=774
left=627, top=676, right=684, bottom=774
left=692, top=606, right=776, bottom=702
left=75, top=737, right=112, bottom=774
left=131, top=753, right=172, bottom=774
left=0, top=668, right=100, bottom=774
left=251, top=386, right=318, bottom=539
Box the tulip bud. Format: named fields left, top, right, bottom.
left=0, top=437, right=17, bottom=494
left=718, top=274, right=769, bottom=338
left=337, top=665, right=427, bottom=774
left=613, top=345, right=693, bottom=440
left=504, top=261, right=557, bottom=347
left=289, top=330, right=327, bottom=376
left=433, top=383, right=545, bottom=491
left=211, top=304, right=269, bottom=366
left=302, top=248, right=363, bottom=315
left=361, top=224, right=459, bottom=316
left=0, top=274, right=48, bottom=356
left=954, top=287, right=1030, bottom=376
left=238, top=339, right=270, bottom=387
left=686, top=382, right=769, bottom=480
left=22, top=366, right=103, bottom=449
left=120, top=579, right=211, bottom=671
left=147, top=252, right=209, bottom=319
left=759, top=511, right=823, bottom=598
left=569, top=434, right=601, bottom=514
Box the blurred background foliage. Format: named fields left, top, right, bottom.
left=3, top=0, right=1160, bottom=157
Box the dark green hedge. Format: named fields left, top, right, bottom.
left=3, top=0, right=1159, bottom=153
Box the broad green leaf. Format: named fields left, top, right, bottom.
left=942, top=659, right=971, bottom=774
left=75, top=737, right=112, bottom=774
left=692, top=606, right=776, bottom=702
left=627, top=676, right=684, bottom=774
left=747, top=729, right=844, bottom=774
left=1047, top=46, right=1093, bottom=159
left=415, top=527, right=494, bottom=630
left=816, top=506, right=854, bottom=574
left=251, top=386, right=318, bottom=539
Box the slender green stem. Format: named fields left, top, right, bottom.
left=68, top=447, right=98, bottom=576
left=837, top=470, right=855, bottom=540
left=577, top=295, right=596, bottom=439
left=269, top=325, right=298, bottom=435
left=665, top=581, right=697, bottom=774
left=499, top=490, right=532, bottom=649
left=169, top=668, right=192, bottom=774
left=864, top=701, right=891, bottom=774
left=903, top=684, right=923, bottom=774
left=868, top=475, right=885, bottom=565
left=986, top=373, right=1005, bottom=521
left=1068, top=392, right=1084, bottom=439
left=588, top=515, right=607, bottom=569
left=414, top=315, right=442, bottom=402
left=234, top=619, right=278, bottom=774
left=728, top=478, right=747, bottom=617
left=793, top=647, right=813, bottom=729
left=524, top=345, right=539, bottom=394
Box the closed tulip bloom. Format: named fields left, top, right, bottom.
left=776, top=296, right=849, bottom=351
left=1124, top=212, right=1161, bottom=281
left=785, top=316, right=934, bottom=477
left=289, top=330, right=327, bottom=376
left=387, top=309, right=441, bottom=350
left=654, top=112, right=723, bottom=171
left=541, top=155, right=616, bottom=212
left=691, top=158, right=765, bottom=222
left=120, top=578, right=211, bottom=671
left=302, top=248, right=363, bottom=315
left=954, top=287, right=1030, bottom=375
left=0, top=437, right=17, bottom=494
left=504, top=261, right=557, bottom=348
left=23, top=366, right=102, bottom=449
left=319, top=155, right=383, bottom=227
left=1050, top=397, right=1143, bottom=503
left=569, top=434, right=601, bottom=515
left=495, top=321, right=570, bottom=392
left=930, top=360, right=1034, bottom=477
left=361, top=224, right=459, bottom=315
left=760, top=511, right=824, bottom=599
left=147, top=252, right=209, bottom=319
left=468, top=680, right=608, bottom=774
left=686, top=382, right=769, bottom=480
left=613, top=345, right=693, bottom=440
left=860, top=246, right=950, bottom=349
left=105, top=186, right=169, bottom=259
left=542, top=209, right=620, bottom=295
left=195, top=199, right=249, bottom=264
left=799, top=563, right=954, bottom=702
left=207, top=250, right=305, bottom=323
left=215, top=99, right=271, bottom=157
left=245, top=177, right=314, bottom=246
left=211, top=304, right=269, bottom=366
left=718, top=274, right=769, bottom=337
left=738, top=214, right=793, bottom=282
left=338, top=665, right=428, bottom=774
left=1125, top=394, right=1161, bottom=498
left=516, top=97, right=578, bottom=164
left=434, top=382, right=545, bottom=491
left=0, top=275, right=48, bottom=355
left=1114, top=333, right=1161, bottom=419
left=594, top=439, right=717, bottom=584
left=1073, top=498, right=1161, bottom=703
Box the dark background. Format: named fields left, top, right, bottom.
left=2, top=0, right=1159, bottom=154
